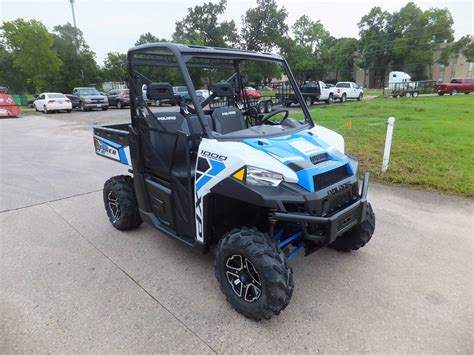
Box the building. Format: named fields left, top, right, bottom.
left=352, top=39, right=473, bottom=88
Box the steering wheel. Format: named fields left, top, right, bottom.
left=260, top=108, right=290, bottom=125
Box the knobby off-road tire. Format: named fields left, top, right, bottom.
left=329, top=203, right=375, bottom=251
left=214, top=227, right=294, bottom=320
left=103, top=175, right=142, bottom=231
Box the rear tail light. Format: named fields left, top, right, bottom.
left=47, top=99, right=56, bottom=104
left=65, top=99, right=71, bottom=103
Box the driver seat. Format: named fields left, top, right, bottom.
left=210, top=82, right=247, bottom=134
left=211, top=107, right=247, bottom=134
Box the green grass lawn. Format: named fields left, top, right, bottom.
left=296, top=95, right=474, bottom=196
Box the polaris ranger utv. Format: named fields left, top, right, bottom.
left=93, top=43, right=375, bottom=320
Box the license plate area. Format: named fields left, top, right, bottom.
left=336, top=209, right=358, bottom=233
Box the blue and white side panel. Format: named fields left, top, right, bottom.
left=194, top=138, right=299, bottom=244
left=94, top=135, right=131, bottom=165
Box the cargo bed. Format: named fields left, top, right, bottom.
left=93, top=123, right=130, bottom=165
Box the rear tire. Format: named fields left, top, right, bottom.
left=405, top=92, right=411, bottom=98
left=117, top=100, right=123, bottom=109
left=305, top=96, right=312, bottom=107
left=265, top=100, right=273, bottom=113
left=214, top=227, right=294, bottom=320
left=329, top=203, right=375, bottom=251
left=102, top=107, right=108, bottom=111
left=103, top=175, right=142, bottom=231
left=412, top=91, right=419, bottom=98
left=438, top=92, right=445, bottom=96
left=43, top=105, right=49, bottom=114
left=257, top=101, right=266, bottom=114
left=67, top=109, right=72, bottom=113
left=325, top=94, right=333, bottom=104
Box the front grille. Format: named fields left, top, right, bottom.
left=327, top=190, right=352, bottom=214
left=313, top=165, right=350, bottom=190
left=310, top=153, right=329, bottom=165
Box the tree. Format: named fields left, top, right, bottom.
left=438, top=35, right=473, bottom=66
left=357, top=7, right=394, bottom=87
left=390, top=3, right=454, bottom=79
left=173, top=0, right=239, bottom=47
left=332, top=38, right=358, bottom=81
left=1, top=19, right=62, bottom=92
left=279, top=16, right=334, bottom=82
left=52, top=23, right=100, bottom=92
left=135, top=32, right=167, bottom=46
left=102, top=52, right=127, bottom=82
left=241, top=0, right=288, bottom=52
left=0, top=43, right=27, bottom=92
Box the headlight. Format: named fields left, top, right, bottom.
left=246, top=166, right=284, bottom=187
left=85, top=98, right=92, bottom=103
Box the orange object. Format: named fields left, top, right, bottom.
left=346, top=121, right=352, bottom=129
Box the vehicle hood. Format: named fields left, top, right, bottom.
left=243, top=130, right=354, bottom=192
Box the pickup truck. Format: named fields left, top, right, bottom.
left=334, top=82, right=364, bottom=102
left=435, top=78, right=474, bottom=96
left=73, top=87, right=109, bottom=111
left=277, top=81, right=335, bottom=107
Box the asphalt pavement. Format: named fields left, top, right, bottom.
left=1, top=109, right=472, bottom=353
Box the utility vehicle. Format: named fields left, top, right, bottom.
left=93, top=43, right=375, bottom=320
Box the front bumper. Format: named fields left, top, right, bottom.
left=84, top=102, right=108, bottom=109
left=270, top=172, right=369, bottom=243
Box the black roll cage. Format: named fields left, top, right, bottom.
left=127, top=42, right=314, bottom=138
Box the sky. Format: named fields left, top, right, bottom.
left=1, top=0, right=473, bottom=64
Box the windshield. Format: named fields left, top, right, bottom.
left=78, top=88, right=100, bottom=96
left=129, top=46, right=313, bottom=139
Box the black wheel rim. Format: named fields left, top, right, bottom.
left=107, top=191, right=121, bottom=221
left=225, top=254, right=261, bottom=302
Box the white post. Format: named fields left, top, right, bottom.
left=382, top=117, right=395, bottom=172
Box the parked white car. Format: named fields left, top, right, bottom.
left=196, top=89, right=211, bottom=101
left=33, top=93, right=72, bottom=113
left=334, top=82, right=364, bottom=102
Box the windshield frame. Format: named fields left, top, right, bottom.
left=128, top=43, right=314, bottom=139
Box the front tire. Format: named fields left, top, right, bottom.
left=340, top=93, right=346, bottom=103
left=451, top=89, right=458, bottom=96
left=117, top=100, right=123, bottom=109
left=103, top=175, right=142, bottom=231
left=214, top=227, right=294, bottom=320
left=329, top=203, right=375, bottom=251
left=357, top=93, right=363, bottom=101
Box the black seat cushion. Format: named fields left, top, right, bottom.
left=211, top=107, right=247, bottom=135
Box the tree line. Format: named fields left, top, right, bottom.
left=1, top=0, right=472, bottom=94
